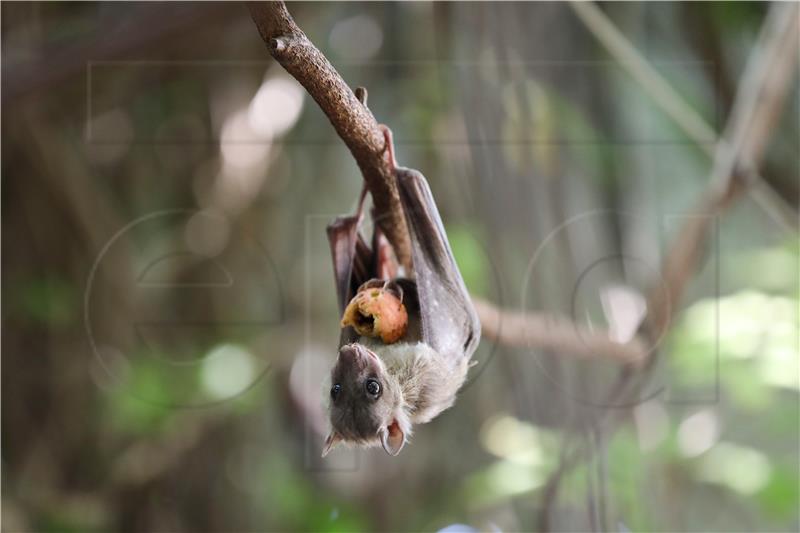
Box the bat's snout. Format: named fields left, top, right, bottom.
left=337, top=344, right=380, bottom=370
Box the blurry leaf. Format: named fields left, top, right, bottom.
left=725, top=242, right=799, bottom=293
left=463, top=459, right=548, bottom=507
left=666, top=333, right=717, bottom=388
left=757, top=467, right=800, bottom=520
left=35, top=499, right=107, bottom=533
left=14, top=277, right=76, bottom=325
left=480, top=414, right=560, bottom=463
left=668, top=290, right=799, bottom=409
left=259, top=455, right=367, bottom=532
left=606, top=429, right=653, bottom=532
left=36, top=514, right=94, bottom=533
left=707, top=2, right=766, bottom=31
left=447, top=225, right=489, bottom=297
left=501, top=79, right=605, bottom=177
left=465, top=415, right=559, bottom=507
left=719, top=362, right=772, bottom=411
left=696, top=441, right=772, bottom=495
left=106, top=359, right=178, bottom=434
left=761, top=391, right=800, bottom=439
left=404, top=71, right=446, bottom=138
left=306, top=505, right=366, bottom=533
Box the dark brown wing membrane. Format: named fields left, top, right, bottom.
left=396, top=168, right=481, bottom=361
left=326, top=215, right=361, bottom=314
left=326, top=216, right=367, bottom=347
left=326, top=212, right=405, bottom=347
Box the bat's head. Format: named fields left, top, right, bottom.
left=323, top=343, right=410, bottom=457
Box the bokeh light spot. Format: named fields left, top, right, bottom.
left=201, top=344, right=256, bottom=400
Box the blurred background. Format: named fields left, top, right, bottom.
left=2, top=2, right=798, bottom=532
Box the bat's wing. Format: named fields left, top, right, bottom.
left=396, top=168, right=481, bottom=361
left=327, top=216, right=372, bottom=347
left=327, top=211, right=402, bottom=347
left=327, top=215, right=361, bottom=314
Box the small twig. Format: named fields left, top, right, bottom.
left=354, top=86, right=368, bottom=107
left=247, top=2, right=412, bottom=269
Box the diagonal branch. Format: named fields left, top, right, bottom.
left=570, top=0, right=798, bottom=232
left=645, top=1, right=799, bottom=336
left=247, top=1, right=413, bottom=269
left=539, top=4, right=799, bottom=524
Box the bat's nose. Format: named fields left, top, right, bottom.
left=338, top=344, right=359, bottom=364
left=338, top=344, right=378, bottom=368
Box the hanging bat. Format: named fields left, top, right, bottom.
left=323, top=126, right=481, bottom=457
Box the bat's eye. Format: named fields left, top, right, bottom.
left=330, top=384, right=342, bottom=400
left=365, top=379, right=381, bottom=397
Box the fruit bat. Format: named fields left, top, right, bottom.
left=323, top=126, right=481, bottom=457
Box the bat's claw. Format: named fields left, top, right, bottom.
left=379, top=124, right=398, bottom=170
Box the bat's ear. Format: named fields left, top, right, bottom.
left=322, top=431, right=342, bottom=457
left=379, top=419, right=406, bottom=456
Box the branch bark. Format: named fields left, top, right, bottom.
left=247, top=1, right=412, bottom=269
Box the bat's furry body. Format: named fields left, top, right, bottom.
left=363, top=338, right=471, bottom=426
left=323, top=127, right=480, bottom=457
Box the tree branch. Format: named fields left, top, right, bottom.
left=540, top=5, right=798, bottom=518
left=473, top=298, right=648, bottom=364
left=570, top=0, right=798, bottom=232
left=247, top=1, right=412, bottom=269
left=645, top=1, right=799, bottom=336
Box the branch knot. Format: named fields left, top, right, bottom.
left=269, top=37, right=288, bottom=53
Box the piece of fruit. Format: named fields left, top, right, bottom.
left=341, top=286, right=408, bottom=344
